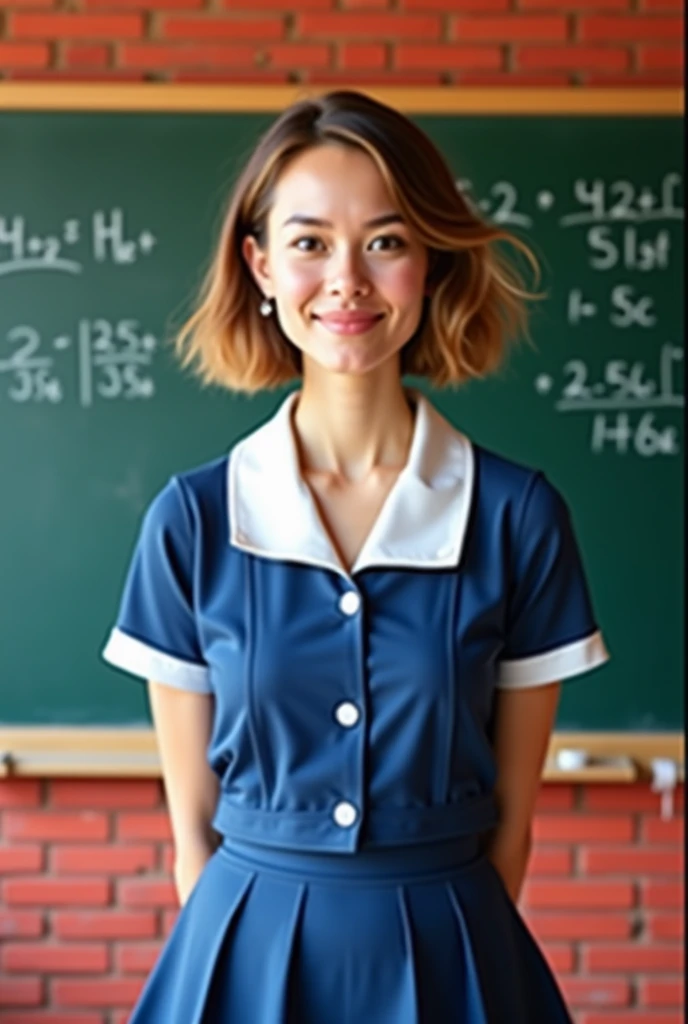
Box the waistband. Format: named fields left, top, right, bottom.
left=218, top=833, right=484, bottom=885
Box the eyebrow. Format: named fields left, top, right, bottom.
left=281, top=213, right=406, bottom=230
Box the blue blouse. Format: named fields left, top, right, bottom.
left=102, top=388, right=609, bottom=853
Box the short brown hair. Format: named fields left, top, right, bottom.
left=171, top=90, right=545, bottom=393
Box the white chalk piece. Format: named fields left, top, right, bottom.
left=555, top=749, right=588, bottom=771
left=650, top=757, right=678, bottom=821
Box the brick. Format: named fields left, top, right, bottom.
left=0, top=909, right=44, bottom=938
left=52, top=843, right=156, bottom=874
left=640, top=0, right=684, bottom=7
left=641, top=816, right=685, bottom=844
left=534, top=785, right=575, bottom=812
left=0, top=978, right=42, bottom=1007
left=0, top=780, right=42, bottom=807
left=222, top=0, right=331, bottom=6
left=584, top=785, right=683, bottom=812
left=61, top=43, right=110, bottom=68
left=581, top=847, right=683, bottom=874
left=4, top=812, right=109, bottom=842
left=0, top=844, right=43, bottom=873
left=542, top=943, right=575, bottom=974
left=560, top=977, right=632, bottom=1008
left=579, top=1015, right=684, bottom=1024
left=1, top=942, right=109, bottom=973
left=7, top=69, right=146, bottom=81
left=516, top=46, right=629, bottom=72
left=9, top=12, right=144, bottom=39
left=86, top=0, right=203, bottom=6
left=638, top=45, right=684, bottom=71
left=522, top=880, right=635, bottom=910
left=451, top=16, right=568, bottom=42
left=579, top=15, right=683, bottom=41
left=120, top=42, right=331, bottom=70
left=533, top=815, right=634, bottom=843
left=519, top=0, right=629, bottom=6
left=53, top=978, right=144, bottom=1008
left=119, top=877, right=178, bottom=908
left=0, top=1015, right=103, bottom=1024
left=647, top=913, right=683, bottom=940
left=341, top=0, right=390, bottom=7
left=395, top=45, right=502, bottom=70
left=116, top=813, right=172, bottom=841
left=159, top=16, right=284, bottom=41
left=49, top=779, right=161, bottom=809
left=115, top=941, right=163, bottom=973
left=639, top=978, right=685, bottom=1006
left=641, top=879, right=684, bottom=908
left=0, top=0, right=55, bottom=6
left=162, top=908, right=180, bottom=935
left=53, top=909, right=157, bottom=940
left=339, top=43, right=387, bottom=70
left=298, top=13, right=441, bottom=39
left=402, top=0, right=509, bottom=8
left=524, top=911, right=633, bottom=941
left=583, top=943, right=683, bottom=973
left=3, top=878, right=110, bottom=906
left=527, top=847, right=573, bottom=875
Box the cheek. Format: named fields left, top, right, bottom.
left=377, top=261, right=426, bottom=306
left=275, top=258, right=320, bottom=301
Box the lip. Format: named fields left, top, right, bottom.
left=313, top=312, right=384, bottom=335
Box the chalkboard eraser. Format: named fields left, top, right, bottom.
left=555, top=748, right=588, bottom=771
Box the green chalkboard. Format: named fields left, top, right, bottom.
left=0, top=102, right=683, bottom=729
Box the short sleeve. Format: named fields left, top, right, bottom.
left=101, top=477, right=211, bottom=693
left=496, top=472, right=610, bottom=689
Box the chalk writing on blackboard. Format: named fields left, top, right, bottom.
left=0, top=209, right=156, bottom=276
left=0, top=320, right=157, bottom=406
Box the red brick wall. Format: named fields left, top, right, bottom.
left=0, top=0, right=683, bottom=86
left=0, top=777, right=684, bottom=1023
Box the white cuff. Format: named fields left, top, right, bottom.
left=496, top=630, right=610, bottom=689
left=102, top=628, right=212, bottom=693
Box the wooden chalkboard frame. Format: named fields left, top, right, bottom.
left=0, top=85, right=683, bottom=779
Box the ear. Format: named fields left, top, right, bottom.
left=242, top=234, right=273, bottom=298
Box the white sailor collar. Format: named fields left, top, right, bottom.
left=228, top=387, right=475, bottom=580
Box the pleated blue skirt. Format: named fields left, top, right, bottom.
left=129, top=834, right=573, bottom=1023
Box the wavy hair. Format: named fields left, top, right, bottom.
left=171, top=90, right=545, bottom=393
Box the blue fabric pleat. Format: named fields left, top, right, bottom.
left=127, top=836, right=573, bottom=1024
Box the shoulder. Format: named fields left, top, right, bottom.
left=143, top=453, right=229, bottom=535
left=471, top=443, right=570, bottom=533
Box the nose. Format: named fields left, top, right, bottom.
left=325, top=246, right=371, bottom=301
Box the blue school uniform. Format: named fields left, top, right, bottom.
left=102, top=386, right=609, bottom=1023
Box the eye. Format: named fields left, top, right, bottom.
left=369, top=234, right=407, bottom=252
left=292, top=236, right=325, bottom=253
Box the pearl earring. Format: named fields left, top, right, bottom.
left=259, top=298, right=273, bottom=317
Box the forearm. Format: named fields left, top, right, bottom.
left=485, top=825, right=532, bottom=904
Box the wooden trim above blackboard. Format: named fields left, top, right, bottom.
left=0, top=728, right=683, bottom=783
left=0, top=84, right=683, bottom=115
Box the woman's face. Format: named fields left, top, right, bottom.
left=242, top=143, right=429, bottom=378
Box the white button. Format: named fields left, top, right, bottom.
left=338, top=591, right=361, bottom=616
left=333, top=801, right=358, bottom=827
left=334, top=701, right=360, bottom=727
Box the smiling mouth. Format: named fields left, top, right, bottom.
left=312, top=314, right=384, bottom=335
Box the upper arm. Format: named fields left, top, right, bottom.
left=102, top=477, right=211, bottom=693
left=147, top=681, right=219, bottom=852
left=496, top=473, right=609, bottom=690
left=490, top=680, right=561, bottom=841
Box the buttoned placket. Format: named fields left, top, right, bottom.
left=331, top=578, right=366, bottom=844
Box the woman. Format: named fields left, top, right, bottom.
left=102, top=90, right=609, bottom=1023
